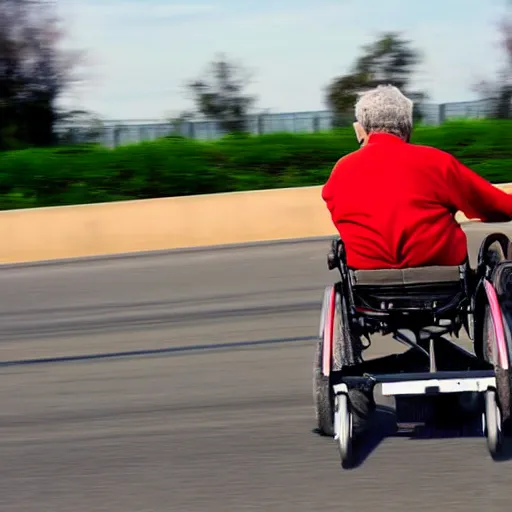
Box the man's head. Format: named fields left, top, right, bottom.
left=353, top=85, right=414, bottom=145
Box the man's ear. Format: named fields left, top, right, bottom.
left=352, top=122, right=368, bottom=146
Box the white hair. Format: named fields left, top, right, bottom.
left=355, top=85, right=414, bottom=140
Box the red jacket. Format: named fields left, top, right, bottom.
left=322, top=132, right=512, bottom=270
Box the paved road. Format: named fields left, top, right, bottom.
left=1, top=223, right=512, bottom=512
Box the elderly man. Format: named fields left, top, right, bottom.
left=322, top=85, right=512, bottom=270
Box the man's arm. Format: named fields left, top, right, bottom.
left=444, top=156, right=512, bottom=222
left=321, top=167, right=338, bottom=213
left=322, top=157, right=348, bottom=213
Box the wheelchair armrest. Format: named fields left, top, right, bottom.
left=327, top=237, right=347, bottom=270
left=477, top=232, right=512, bottom=279
left=327, top=247, right=339, bottom=270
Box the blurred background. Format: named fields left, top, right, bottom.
left=1, top=0, right=510, bottom=211
left=1, top=0, right=510, bottom=147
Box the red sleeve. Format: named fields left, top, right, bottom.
left=322, top=158, right=344, bottom=214
left=321, top=169, right=336, bottom=213
left=444, top=156, right=512, bottom=222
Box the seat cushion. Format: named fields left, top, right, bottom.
left=351, top=265, right=462, bottom=287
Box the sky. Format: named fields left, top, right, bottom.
left=56, top=0, right=508, bottom=120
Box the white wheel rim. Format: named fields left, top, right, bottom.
left=335, top=394, right=352, bottom=461
left=485, top=390, right=502, bottom=454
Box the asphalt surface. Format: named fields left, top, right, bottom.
left=1, top=223, right=512, bottom=512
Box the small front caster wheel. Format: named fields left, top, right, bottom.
left=334, top=393, right=353, bottom=466
left=484, top=389, right=503, bottom=457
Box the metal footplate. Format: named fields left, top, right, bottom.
left=331, top=369, right=502, bottom=466
left=378, top=370, right=496, bottom=397
left=333, top=370, right=496, bottom=398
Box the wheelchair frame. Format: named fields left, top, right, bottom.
left=315, top=232, right=512, bottom=466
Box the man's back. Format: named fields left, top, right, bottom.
left=322, top=133, right=512, bottom=270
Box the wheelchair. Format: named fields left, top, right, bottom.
left=313, top=232, right=512, bottom=466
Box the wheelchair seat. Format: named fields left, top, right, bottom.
left=348, top=265, right=467, bottom=314
left=350, top=265, right=463, bottom=287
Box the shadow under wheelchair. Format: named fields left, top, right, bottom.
left=315, top=398, right=512, bottom=470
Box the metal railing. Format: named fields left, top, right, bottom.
left=58, top=98, right=497, bottom=148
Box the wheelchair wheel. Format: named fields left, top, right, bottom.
left=334, top=392, right=353, bottom=466
left=313, top=338, right=335, bottom=436
left=484, top=389, right=503, bottom=457
left=482, top=305, right=496, bottom=364
left=313, top=283, right=374, bottom=437
left=482, top=284, right=512, bottom=436
left=332, top=285, right=375, bottom=437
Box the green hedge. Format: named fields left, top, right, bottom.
left=0, top=120, right=511, bottom=210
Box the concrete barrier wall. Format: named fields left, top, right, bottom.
left=1, top=183, right=511, bottom=264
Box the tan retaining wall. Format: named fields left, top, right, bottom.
left=0, top=183, right=511, bottom=264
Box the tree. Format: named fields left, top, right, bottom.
left=186, top=54, right=256, bottom=134
left=495, top=17, right=512, bottom=118
left=473, top=5, right=512, bottom=118
left=0, top=0, right=84, bottom=150
left=492, top=14, right=511, bottom=118
left=326, top=33, right=425, bottom=125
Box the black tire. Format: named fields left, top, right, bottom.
left=474, top=240, right=508, bottom=359
left=483, top=305, right=495, bottom=364
left=313, top=283, right=375, bottom=437
left=483, top=301, right=512, bottom=433
left=313, top=338, right=335, bottom=436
